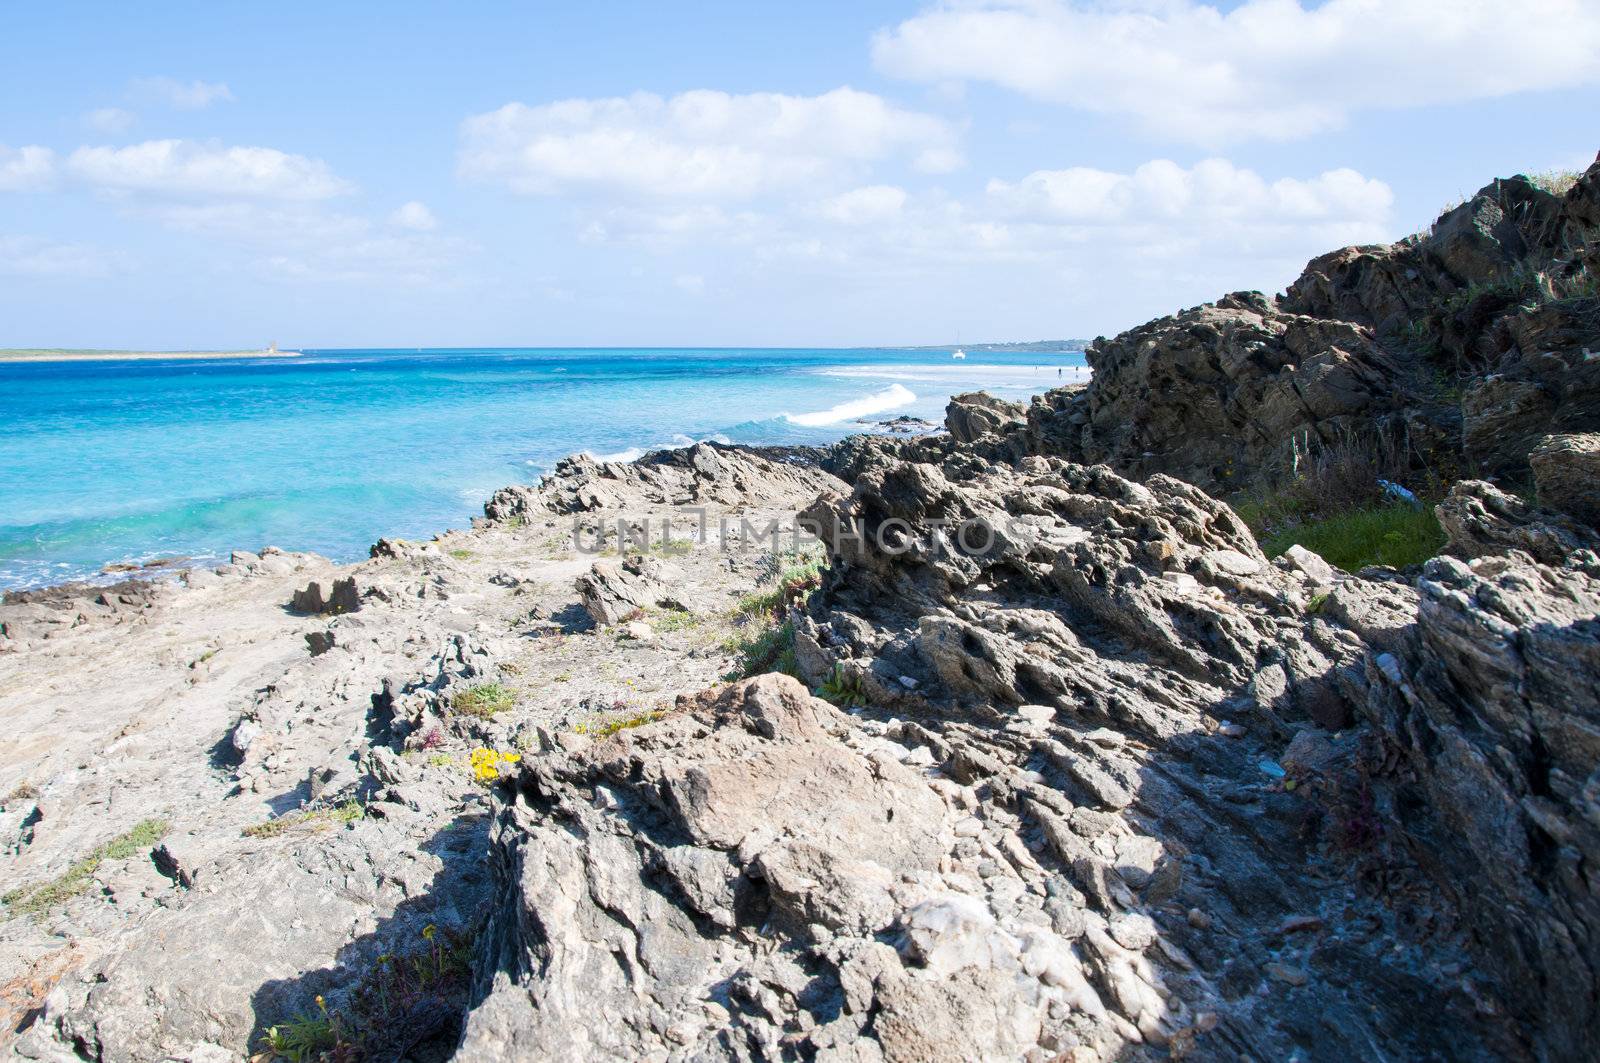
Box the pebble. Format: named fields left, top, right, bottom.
left=953, top=816, right=984, bottom=838
left=1217, top=720, right=1245, bottom=738
left=1266, top=962, right=1309, bottom=986
left=1187, top=908, right=1212, bottom=930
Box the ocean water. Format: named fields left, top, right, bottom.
left=0, top=347, right=1089, bottom=589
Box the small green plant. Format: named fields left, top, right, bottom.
left=649, top=608, right=700, bottom=633
left=259, top=1001, right=338, bottom=1061
left=451, top=682, right=514, bottom=718
left=3, top=817, right=169, bottom=915
left=503, top=515, right=527, bottom=529
left=574, top=707, right=666, bottom=738
left=449, top=548, right=473, bottom=560
left=736, top=554, right=825, bottom=619
left=816, top=665, right=868, bottom=708
left=723, top=620, right=800, bottom=680
left=1306, top=592, right=1331, bottom=614
left=243, top=801, right=364, bottom=839
left=1259, top=504, right=1445, bottom=573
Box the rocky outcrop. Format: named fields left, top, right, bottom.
left=953, top=155, right=1600, bottom=493
left=289, top=575, right=361, bottom=615
left=574, top=554, right=695, bottom=626
left=1531, top=431, right=1600, bottom=526
left=1357, top=550, right=1600, bottom=1062
left=1435, top=479, right=1600, bottom=563
left=484, top=442, right=840, bottom=521
left=945, top=391, right=1027, bottom=445
left=464, top=674, right=1051, bottom=1061
left=774, top=443, right=1521, bottom=1058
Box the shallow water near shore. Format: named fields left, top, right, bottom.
left=0, top=346, right=1087, bottom=589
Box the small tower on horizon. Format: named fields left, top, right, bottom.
left=268, top=341, right=278, bottom=354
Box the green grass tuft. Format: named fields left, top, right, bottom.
left=1258, top=504, right=1445, bottom=573
left=723, top=620, right=800, bottom=681
left=2, top=817, right=169, bottom=915
left=243, top=801, right=365, bottom=839
left=816, top=665, right=868, bottom=708
left=451, top=682, right=514, bottom=718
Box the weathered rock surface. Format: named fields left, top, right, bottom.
left=1436, top=479, right=1600, bottom=563
left=1530, top=431, right=1600, bottom=526
left=945, top=391, right=1028, bottom=445
left=484, top=442, right=838, bottom=522
left=1359, top=549, right=1600, bottom=1063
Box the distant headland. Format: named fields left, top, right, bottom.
left=0, top=345, right=302, bottom=363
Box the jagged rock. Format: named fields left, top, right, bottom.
left=945, top=391, right=1027, bottom=444
left=463, top=674, right=1063, bottom=1060
left=290, top=576, right=360, bottom=615
left=923, top=154, right=1600, bottom=492
left=1531, top=431, right=1600, bottom=527
left=573, top=555, right=677, bottom=626
left=1436, top=479, right=1600, bottom=563
left=485, top=441, right=841, bottom=521
left=1360, top=551, right=1600, bottom=1062
left=785, top=444, right=1533, bottom=1059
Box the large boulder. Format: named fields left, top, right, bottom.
left=1531, top=432, right=1600, bottom=527
left=1435, top=480, right=1600, bottom=563
left=944, top=391, right=1027, bottom=444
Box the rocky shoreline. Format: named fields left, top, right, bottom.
left=1, top=155, right=1598, bottom=1062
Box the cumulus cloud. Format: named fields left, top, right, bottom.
left=872, top=0, right=1600, bottom=143
left=459, top=87, right=963, bottom=200
left=0, top=145, right=56, bottom=192
left=986, top=158, right=1393, bottom=227
left=84, top=108, right=138, bottom=134
left=130, top=76, right=235, bottom=110
left=819, top=185, right=908, bottom=225
left=389, top=200, right=438, bottom=230
left=68, top=140, right=354, bottom=200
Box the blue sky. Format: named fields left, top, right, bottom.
left=1, top=0, right=1597, bottom=348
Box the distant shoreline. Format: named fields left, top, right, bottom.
left=0, top=348, right=303, bottom=364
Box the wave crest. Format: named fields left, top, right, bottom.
left=784, top=383, right=916, bottom=427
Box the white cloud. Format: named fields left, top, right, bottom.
left=68, top=140, right=354, bottom=200
left=143, top=200, right=469, bottom=284
left=459, top=87, right=963, bottom=199
left=873, top=0, right=1600, bottom=143
left=390, top=200, right=438, bottom=230
left=819, top=185, right=908, bottom=225
left=84, top=108, right=138, bottom=134
left=578, top=154, right=1395, bottom=334
left=0, top=235, right=127, bottom=278
left=0, top=145, right=56, bottom=192
left=130, top=76, right=235, bottom=110
left=986, top=158, right=1393, bottom=227
left=674, top=273, right=706, bottom=295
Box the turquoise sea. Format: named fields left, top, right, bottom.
left=0, top=347, right=1089, bottom=590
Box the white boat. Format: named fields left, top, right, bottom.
left=951, top=348, right=966, bottom=360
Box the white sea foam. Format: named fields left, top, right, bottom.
left=815, top=363, right=1091, bottom=385
left=585, top=432, right=732, bottom=464
left=784, top=383, right=916, bottom=427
